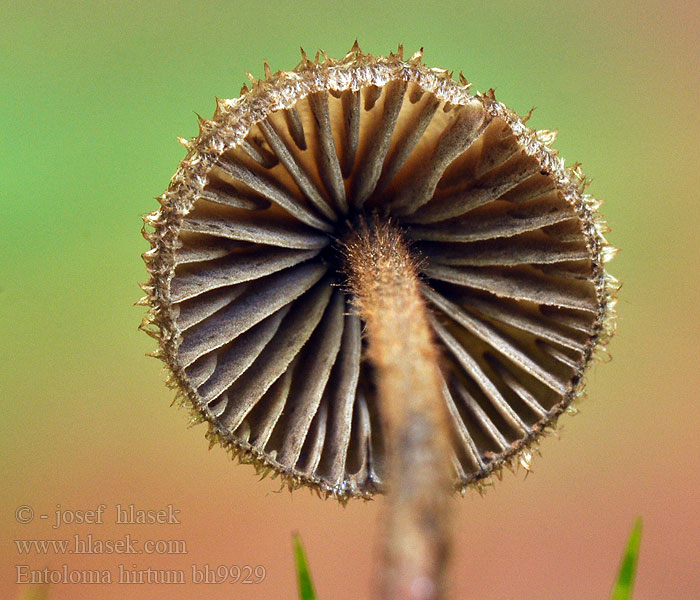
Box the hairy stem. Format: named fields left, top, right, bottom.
left=344, top=216, right=454, bottom=600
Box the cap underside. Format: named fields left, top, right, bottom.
left=141, top=49, right=616, bottom=499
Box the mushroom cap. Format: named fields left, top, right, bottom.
left=141, top=45, right=617, bottom=499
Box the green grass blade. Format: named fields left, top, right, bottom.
left=18, top=585, right=49, bottom=600
left=610, top=517, right=643, bottom=600
left=293, top=533, right=317, bottom=600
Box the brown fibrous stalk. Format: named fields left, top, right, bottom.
left=344, top=215, right=454, bottom=600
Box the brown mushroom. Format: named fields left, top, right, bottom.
left=140, top=44, right=617, bottom=503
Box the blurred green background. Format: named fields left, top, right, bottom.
left=2, top=1, right=698, bottom=598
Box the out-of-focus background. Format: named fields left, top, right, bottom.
left=2, top=1, right=698, bottom=598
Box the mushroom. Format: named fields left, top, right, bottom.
left=140, top=44, right=617, bottom=503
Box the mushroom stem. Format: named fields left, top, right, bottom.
left=344, top=215, right=453, bottom=600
